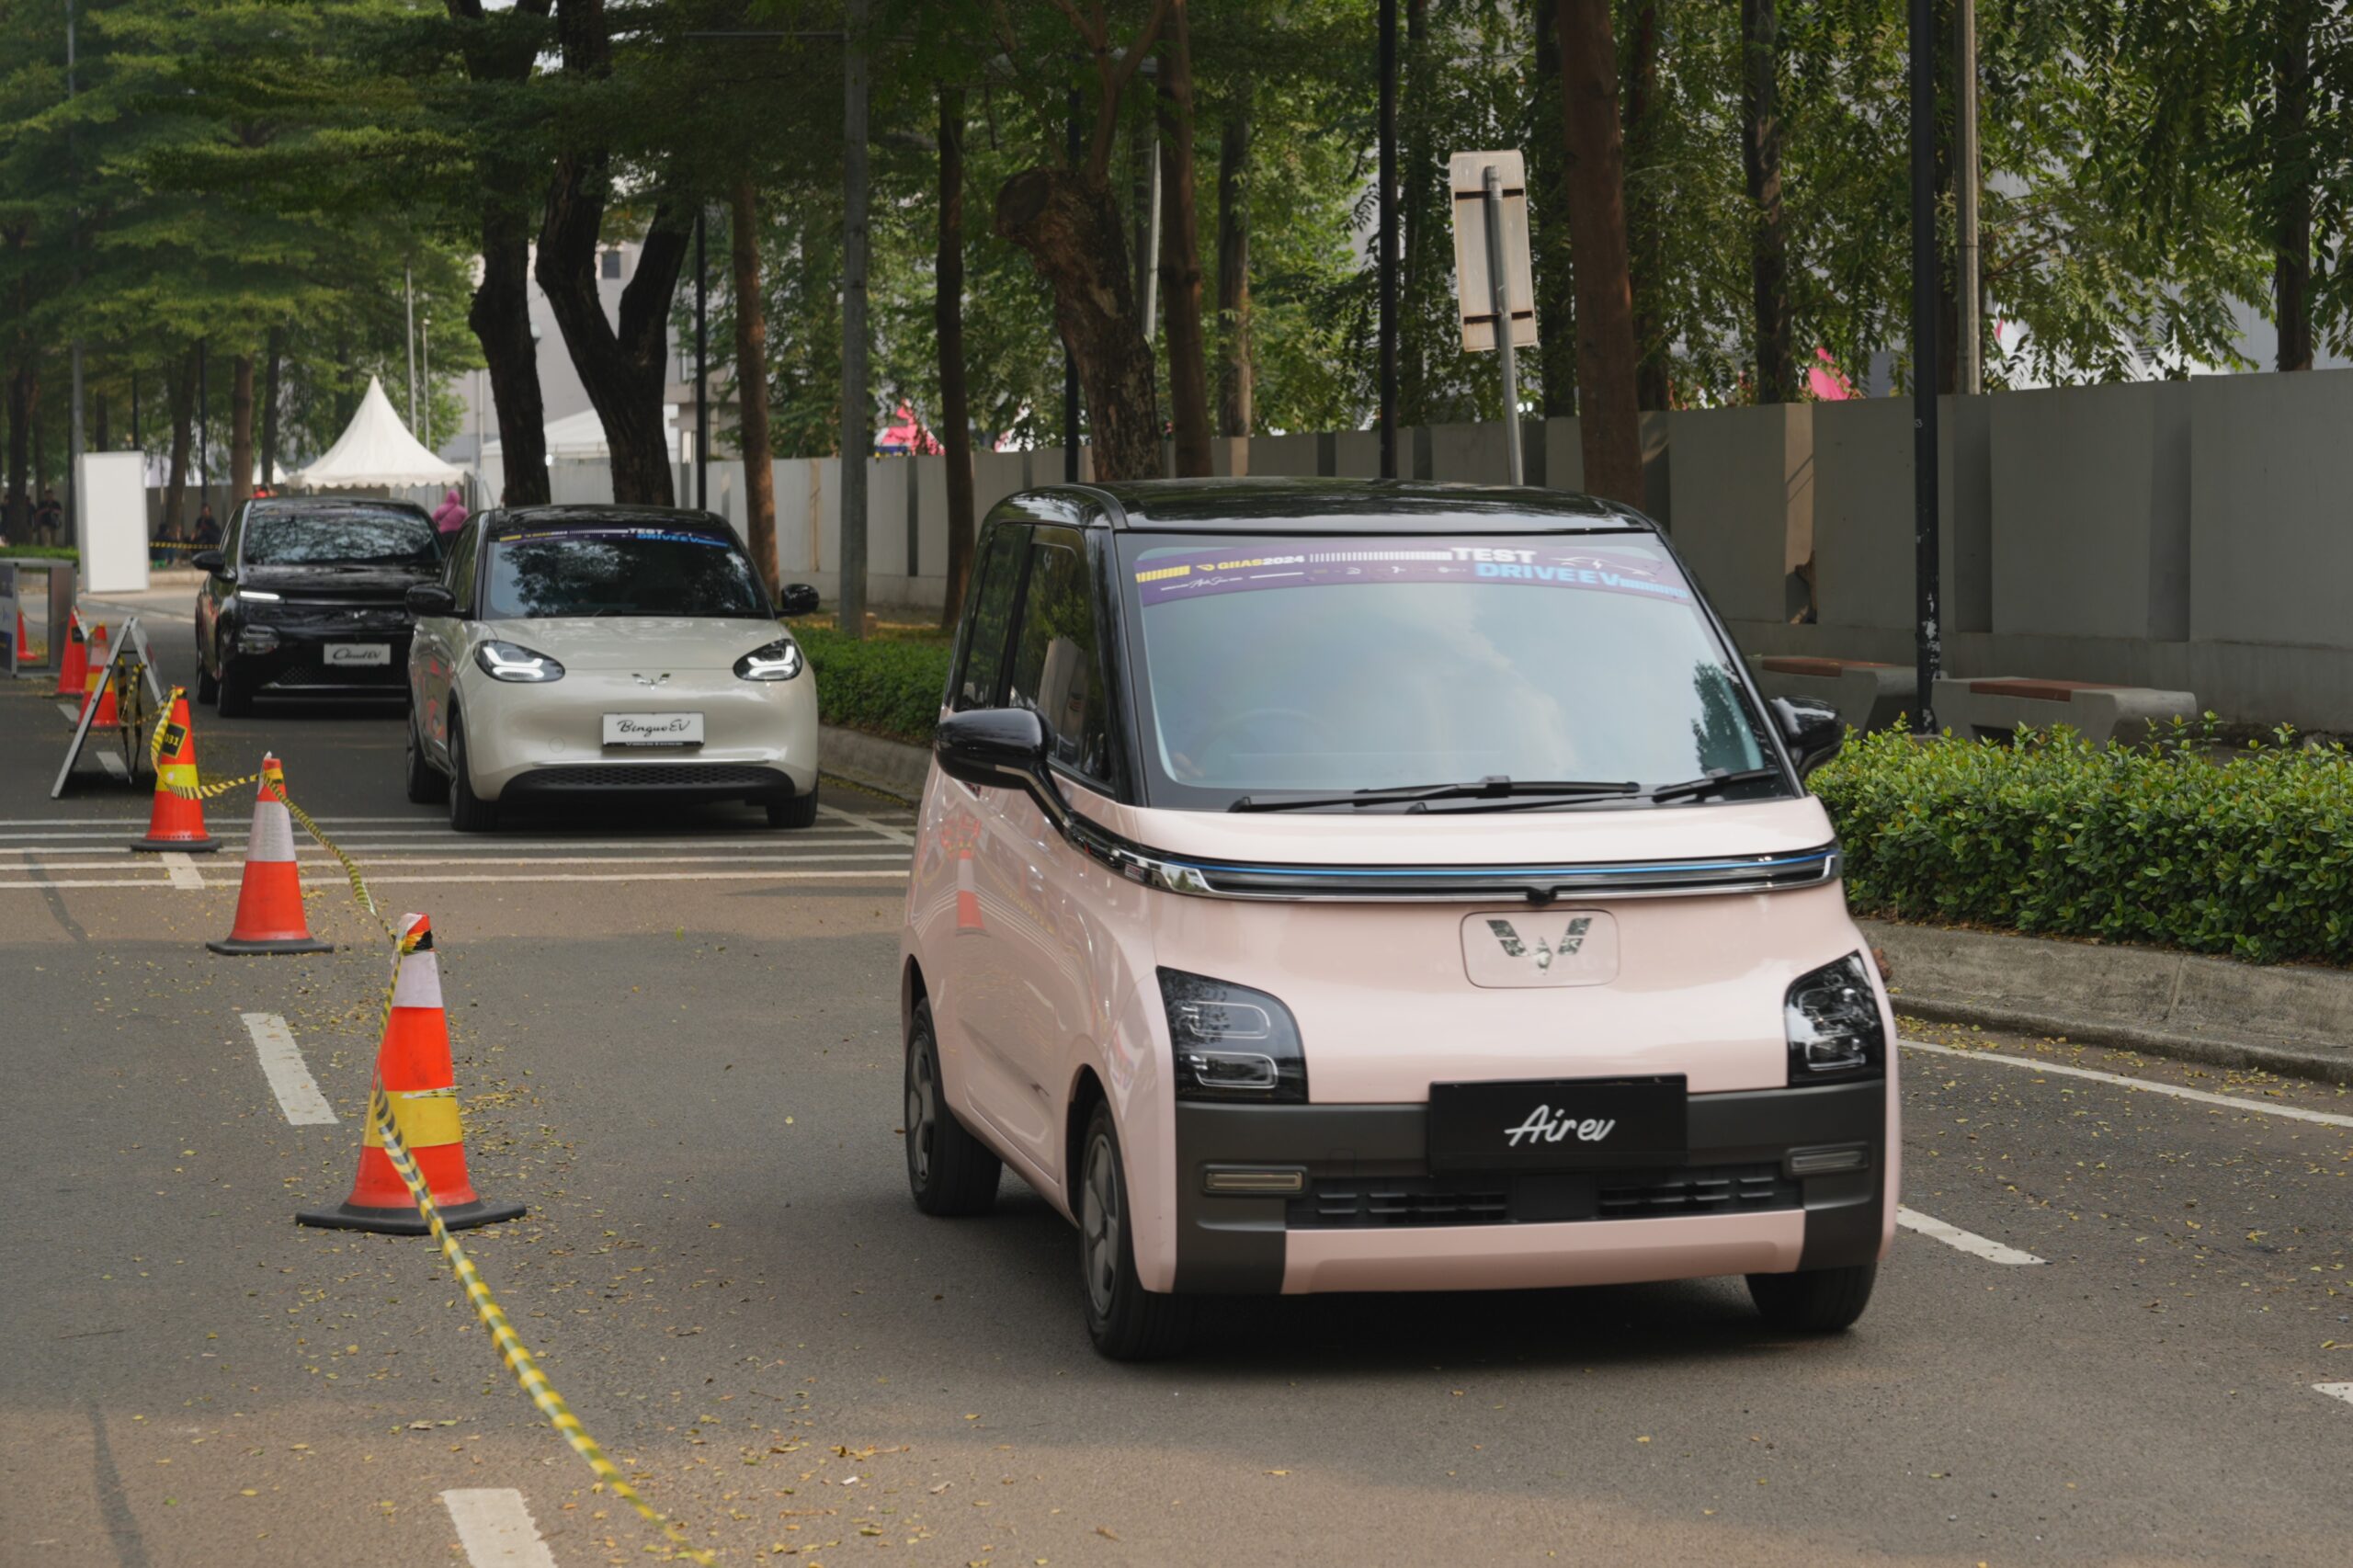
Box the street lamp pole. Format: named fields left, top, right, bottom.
left=1908, top=0, right=1941, bottom=733
left=1377, top=0, right=1398, bottom=479
left=839, top=0, right=871, bottom=638
left=1063, top=87, right=1081, bottom=483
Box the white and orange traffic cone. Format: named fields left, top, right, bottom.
left=298, top=914, right=523, bottom=1234
left=51, top=610, right=87, bottom=698
left=131, top=690, right=222, bottom=853
left=207, top=756, right=333, bottom=954
left=78, top=623, right=112, bottom=723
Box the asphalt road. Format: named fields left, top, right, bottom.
left=4, top=591, right=2349, bottom=1566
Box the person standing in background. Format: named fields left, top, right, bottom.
left=32, top=488, right=63, bottom=545
left=431, top=485, right=468, bottom=535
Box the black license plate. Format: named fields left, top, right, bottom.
left=1427, top=1076, right=1688, bottom=1173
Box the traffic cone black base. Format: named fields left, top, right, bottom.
left=295, top=1195, right=525, bottom=1236
left=207, top=932, right=335, bottom=956
left=134, top=833, right=222, bottom=854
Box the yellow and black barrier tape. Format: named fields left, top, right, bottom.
left=146, top=694, right=263, bottom=800
left=365, top=1070, right=714, bottom=1562
left=285, top=761, right=711, bottom=1560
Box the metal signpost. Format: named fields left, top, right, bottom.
left=1447, top=150, right=1538, bottom=486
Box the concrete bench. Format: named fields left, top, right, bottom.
left=1930, top=676, right=2199, bottom=746
left=1745, top=654, right=1916, bottom=733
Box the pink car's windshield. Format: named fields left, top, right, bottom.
left=1116, top=530, right=1779, bottom=812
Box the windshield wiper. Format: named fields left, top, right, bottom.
left=1643, top=766, right=1784, bottom=804
left=1228, top=777, right=1638, bottom=813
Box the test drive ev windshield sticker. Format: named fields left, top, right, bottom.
left=1131, top=540, right=1694, bottom=609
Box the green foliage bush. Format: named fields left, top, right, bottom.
left=0, top=545, right=78, bottom=562
left=792, top=623, right=953, bottom=746
left=1812, top=724, right=2353, bottom=966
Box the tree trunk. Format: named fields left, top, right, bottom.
left=1529, top=4, right=1576, bottom=417
left=1157, top=1, right=1211, bottom=479
left=1742, top=0, right=1791, bottom=403
left=1553, top=0, right=1643, bottom=504
left=229, top=354, right=256, bottom=510
left=2274, top=2, right=2314, bottom=371
left=1622, top=1, right=1669, bottom=412
left=1397, top=0, right=1433, bottom=427
left=937, top=88, right=977, bottom=631
left=261, top=328, right=281, bottom=485
left=730, top=176, right=779, bottom=596
left=1213, top=91, right=1253, bottom=437
left=535, top=0, right=690, bottom=506
left=93, top=392, right=108, bottom=453
left=163, top=355, right=192, bottom=535
left=537, top=176, right=692, bottom=505
left=996, top=169, right=1162, bottom=483
left=447, top=0, right=554, bottom=503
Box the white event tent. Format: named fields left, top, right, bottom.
left=284, top=376, right=464, bottom=490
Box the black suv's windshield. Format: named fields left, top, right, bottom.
left=1116, top=529, right=1783, bottom=811
left=483, top=526, right=769, bottom=619
left=243, top=506, right=438, bottom=567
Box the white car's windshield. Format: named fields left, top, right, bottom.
left=1117, top=529, right=1779, bottom=811
left=484, top=526, right=769, bottom=619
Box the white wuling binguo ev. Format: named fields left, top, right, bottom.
left=403, top=506, right=824, bottom=832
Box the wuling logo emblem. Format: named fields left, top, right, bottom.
left=1483, top=916, right=1594, bottom=971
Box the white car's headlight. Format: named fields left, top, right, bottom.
left=477, top=640, right=565, bottom=683
left=733, top=637, right=804, bottom=682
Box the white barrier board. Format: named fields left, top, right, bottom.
left=77, top=450, right=151, bottom=595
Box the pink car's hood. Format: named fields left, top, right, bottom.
left=1074, top=791, right=1837, bottom=868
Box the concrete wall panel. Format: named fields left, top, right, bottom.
left=1665, top=403, right=1810, bottom=624
left=2188, top=369, right=2353, bottom=648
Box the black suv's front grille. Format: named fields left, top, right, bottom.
left=1289, top=1163, right=1796, bottom=1229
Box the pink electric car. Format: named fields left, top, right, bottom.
left=898, top=480, right=1897, bottom=1358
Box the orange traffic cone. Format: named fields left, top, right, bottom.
left=954, top=845, right=983, bottom=932
left=80, top=624, right=118, bottom=727
left=51, top=611, right=86, bottom=698
left=297, top=914, right=523, bottom=1234
left=208, top=756, right=332, bottom=953
left=131, top=690, right=222, bottom=853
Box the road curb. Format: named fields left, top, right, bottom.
left=1864, top=916, right=2353, bottom=1085
left=819, top=724, right=927, bottom=803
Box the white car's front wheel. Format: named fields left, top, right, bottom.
left=446, top=711, right=498, bottom=834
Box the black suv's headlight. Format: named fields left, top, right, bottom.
left=1158, top=969, right=1307, bottom=1103
left=476, top=640, right=564, bottom=683
left=1784, top=953, right=1886, bottom=1081
left=733, top=637, right=804, bottom=681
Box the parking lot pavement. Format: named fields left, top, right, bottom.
left=6, top=597, right=2349, bottom=1565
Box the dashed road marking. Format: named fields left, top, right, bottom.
left=93, top=749, right=127, bottom=779
left=241, top=1012, right=336, bottom=1126
left=364, top=868, right=908, bottom=885
left=2314, top=1383, right=2353, bottom=1408
left=441, top=1489, right=560, bottom=1568
left=1896, top=1206, right=2046, bottom=1266
left=820, top=801, right=915, bottom=845
left=1902, top=1037, right=2353, bottom=1131
left=53, top=702, right=82, bottom=724
left=159, top=851, right=204, bottom=889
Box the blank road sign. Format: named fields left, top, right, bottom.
left=1449, top=149, right=1537, bottom=353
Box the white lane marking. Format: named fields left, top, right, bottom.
left=240, top=1013, right=336, bottom=1126
left=2314, top=1383, right=2353, bottom=1408
left=441, top=1489, right=559, bottom=1568
left=819, top=801, right=915, bottom=845
left=0, top=877, right=170, bottom=890
left=0, top=828, right=904, bottom=847
left=10, top=846, right=902, bottom=871
left=1902, top=1038, right=2353, bottom=1131
left=360, top=868, right=911, bottom=885
left=54, top=701, right=83, bottom=723
left=1897, top=1206, right=2047, bottom=1266
left=94, top=750, right=127, bottom=779
left=159, top=851, right=204, bottom=889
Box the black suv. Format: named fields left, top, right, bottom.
left=194, top=496, right=445, bottom=715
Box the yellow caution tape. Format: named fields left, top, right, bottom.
left=294, top=775, right=712, bottom=1562
left=146, top=691, right=262, bottom=800
left=364, top=1043, right=713, bottom=1559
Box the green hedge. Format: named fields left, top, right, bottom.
left=0, top=545, right=77, bottom=562
left=1813, top=724, right=2353, bottom=966
left=793, top=623, right=953, bottom=745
